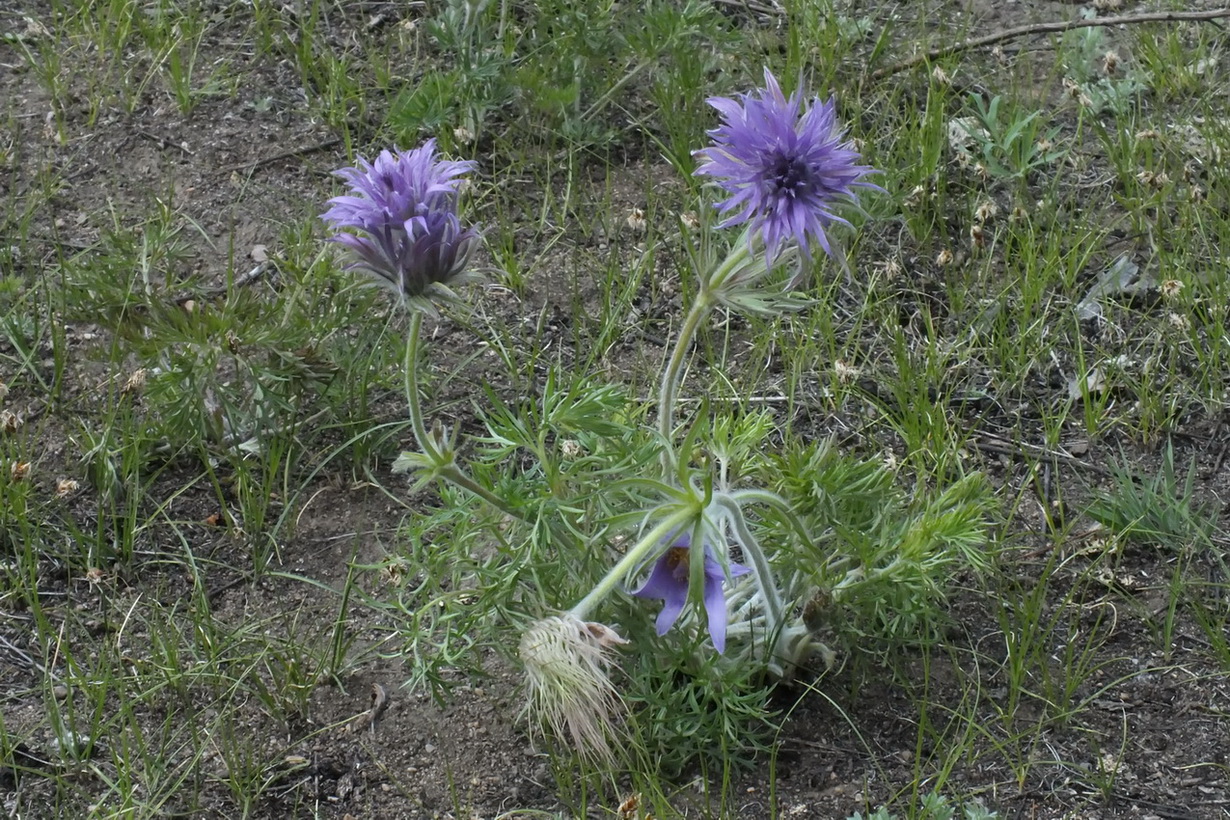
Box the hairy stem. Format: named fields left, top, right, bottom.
left=657, top=297, right=711, bottom=472
left=719, top=497, right=786, bottom=634
left=404, top=311, right=529, bottom=522
left=404, top=311, right=438, bottom=462
left=657, top=242, right=754, bottom=474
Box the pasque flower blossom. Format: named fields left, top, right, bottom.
left=632, top=533, right=751, bottom=653
left=693, top=68, right=880, bottom=262
left=321, top=140, right=480, bottom=303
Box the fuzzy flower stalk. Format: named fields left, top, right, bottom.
left=658, top=69, right=880, bottom=463
left=322, top=142, right=519, bottom=519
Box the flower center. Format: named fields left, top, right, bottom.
left=772, top=153, right=808, bottom=193
left=666, top=547, right=690, bottom=580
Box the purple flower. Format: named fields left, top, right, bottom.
left=323, top=140, right=472, bottom=228
left=321, top=140, right=480, bottom=301
left=632, top=533, right=751, bottom=653
left=693, top=68, right=880, bottom=262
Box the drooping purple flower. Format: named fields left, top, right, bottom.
left=632, top=533, right=751, bottom=653
left=693, top=68, right=880, bottom=262
left=321, top=140, right=480, bottom=302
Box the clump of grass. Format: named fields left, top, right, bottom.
left=1085, top=443, right=1216, bottom=550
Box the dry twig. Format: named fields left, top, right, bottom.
left=970, top=430, right=1112, bottom=478
left=215, top=137, right=341, bottom=175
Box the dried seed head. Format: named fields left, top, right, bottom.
left=626, top=207, right=647, bottom=233
left=520, top=615, right=627, bottom=761
left=935, top=248, right=954, bottom=266
left=1010, top=205, right=1029, bottom=222
left=452, top=126, right=475, bottom=145
left=875, top=258, right=903, bottom=279
left=1136, top=170, right=1170, bottom=188
left=121, top=368, right=147, bottom=396
left=55, top=478, right=79, bottom=498
left=559, top=439, right=584, bottom=460
left=0, top=410, right=21, bottom=434
left=1135, top=129, right=1161, bottom=141
left=969, top=223, right=986, bottom=249
left=1167, top=312, right=1191, bottom=331
left=381, top=558, right=408, bottom=586
left=930, top=66, right=951, bottom=86
left=680, top=211, right=700, bottom=231
left=1101, top=50, right=1121, bottom=76
left=833, top=359, right=862, bottom=382
left=23, top=15, right=51, bottom=38
left=1160, top=279, right=1184, bottom=299
left=974, top=199, right=998, bottom=224
left=10, top=461, right=30, bottom=481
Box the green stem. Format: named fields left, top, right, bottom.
left=727, top=488, right=818, bottom=553
left=569, top=507, right=696, bottom=622
left=656, top=241, right=753, bottom=473
left=404, top=311, right=438, bottom=462
left=719, top=498, right=785, bottom=633
left=657, top=296, right=710, bottom=469
left=404, top=312, right=531, bottom=523
left=705, top=239, right=753, bottom=294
